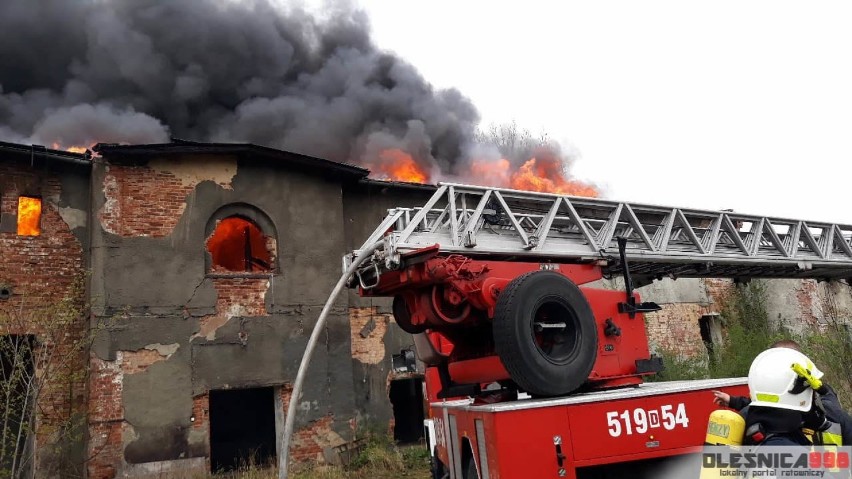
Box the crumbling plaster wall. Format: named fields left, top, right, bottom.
left=762, top=278, right=852, bottom=334
left=87, top=154, right=357, bottom=477
left=0, top=156, right=90, bottom=476
left=342, top=183, right=436, bottom=429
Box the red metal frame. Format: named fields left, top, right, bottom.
left=363, top=254, right=654, bottom=395
left=427, top=380, right=750, bottom=479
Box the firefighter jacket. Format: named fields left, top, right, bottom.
left=732, top=388, right=852, bottom=445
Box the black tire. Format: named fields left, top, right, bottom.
left=493, top=271, right=597, bottom=397
left=393, top=295, right=427, bottom=334
left=464, top=458, right=479, bottom=479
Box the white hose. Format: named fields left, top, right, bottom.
left=278, top=241, right=384, bottom=479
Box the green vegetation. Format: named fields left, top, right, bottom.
left=652, top=280, right=852, bottom=411
left=203, top=429, right=430, bottom=479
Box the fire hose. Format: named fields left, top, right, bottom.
left=278, top=240, right=384, bottom=479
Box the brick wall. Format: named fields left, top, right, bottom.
left=704, top=278, right=734, bottom=312
left=795, top=279, right=820, bottom=327
left=99, top=164, right=197, bottom=237
left=98, top=156, right=238, bottom=238
left=645, top=303, right=707, bottom=357
left=349, top=307, right=390, bottom=365
left=195, top=277, right=270, bottom=341
left=0, top=162, right=86, bottom=474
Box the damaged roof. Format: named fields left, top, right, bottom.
left=93, top=138, right=370, bottom=178
left=0, top=140, right=90, bottom=166
left=359, top=178, right=438, bottom=191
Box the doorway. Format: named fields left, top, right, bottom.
left=209, top=387, right=276, bottom=472
left=389, top=378, right=425, bottom=444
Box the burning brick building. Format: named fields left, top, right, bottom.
left=1, top=139, right=851, bottom=478
left=0, top=139, right=436, bottom=477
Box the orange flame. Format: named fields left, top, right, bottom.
left=371, top=148, right=598, bottom=197
left=372, top=149, right=429, bottom=183
left=510, top=158, right=599, bottom=197
left=51, top=142, right=88, bottom=154
left=17, top=197, right=42, bottom=236
left=206, top=217, right=272, bottom=272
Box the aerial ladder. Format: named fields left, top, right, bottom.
left=347, top=183, right=852, bottom=399
left=283, top=183, right=852, bottom=479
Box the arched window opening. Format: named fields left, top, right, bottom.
left=206, top=216, right=273, bottom=273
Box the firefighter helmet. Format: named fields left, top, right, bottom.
left=747, top=348, right=823, bottom=412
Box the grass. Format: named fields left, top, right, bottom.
left=189, top=434, right=431, bottom=479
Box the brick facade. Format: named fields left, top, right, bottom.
left=349, top=307, right=391, bottom=365
left=0, top=162, right=87, bottom=475
left=644, top=303, right=708, bottom=357
left=99, top=164, right=198, bottom=237
left=99, top=158, right=235, bottom=238
left=6, top=144, right=852, bottom=477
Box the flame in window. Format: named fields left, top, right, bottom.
left=206, top=217, right=272, bottom=272
left=17, top=197, right=42, bottom=236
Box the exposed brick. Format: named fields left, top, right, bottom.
left=99, top=164, right=196, bottom=237
left=289, top=416, right=345, bottom=463
left=88, top=355, right=124, bottom=423
left=796, top=279, right=820, bottom=327
left=349, top=307, right=389, bottom=365
left=644, top=303, right=707, bottom=358
left=121, top=347, right=173, bottom=375
left=87, top=421, right=128, bottom=479
left=704, top=278, right=735, bottom=312
left=193, top=278, right=269, bottom=340
left=274, top=385, right=345, bottom=463
left=192, top=394, right=210, bottom=431
left=0, top=163, right=87, bottom=474
left=98, top=158, right=236, bottom=238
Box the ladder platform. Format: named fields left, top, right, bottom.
left=352, top=183, right=852, bottom=281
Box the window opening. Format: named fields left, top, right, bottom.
left=16, top=197, right=41, bottom=236
left=206, top=216, right=272, bottom=272
left=209, top=387, right=276, bottom=472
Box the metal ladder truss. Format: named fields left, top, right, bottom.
left=354, top=183, right=852, bottom=281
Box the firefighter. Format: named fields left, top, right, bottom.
left=701, top=349, right=815, bottom=479
left=739, top=347, right=817, bottom=446
left=713, top=339, right=852, bottom=446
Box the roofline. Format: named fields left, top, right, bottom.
left=93, top=139, right=369, bottom=178
left=0, top=141, right=91, bottom=166
left=359, top=178, right=439, bottom=191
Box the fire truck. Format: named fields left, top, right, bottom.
left=342, top=183, right=852, bottom=479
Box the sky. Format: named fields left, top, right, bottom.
left=344, top=0, right=852, bottom=224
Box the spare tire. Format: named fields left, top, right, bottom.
left=493, top=271, right=597, bottom=397
left=393, top=295, right=427, bottom=334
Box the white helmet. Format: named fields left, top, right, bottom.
left=747, top=348, right=823, bottom=412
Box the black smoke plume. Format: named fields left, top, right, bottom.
left=0, top=0, right=481, bottom=174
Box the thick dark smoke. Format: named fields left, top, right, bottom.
left=0, top=0, right=480, bottom=173
left=0, top=0, right=598, bottom=193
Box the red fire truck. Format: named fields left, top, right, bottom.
left=344, top=183, right=852, bottom=479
